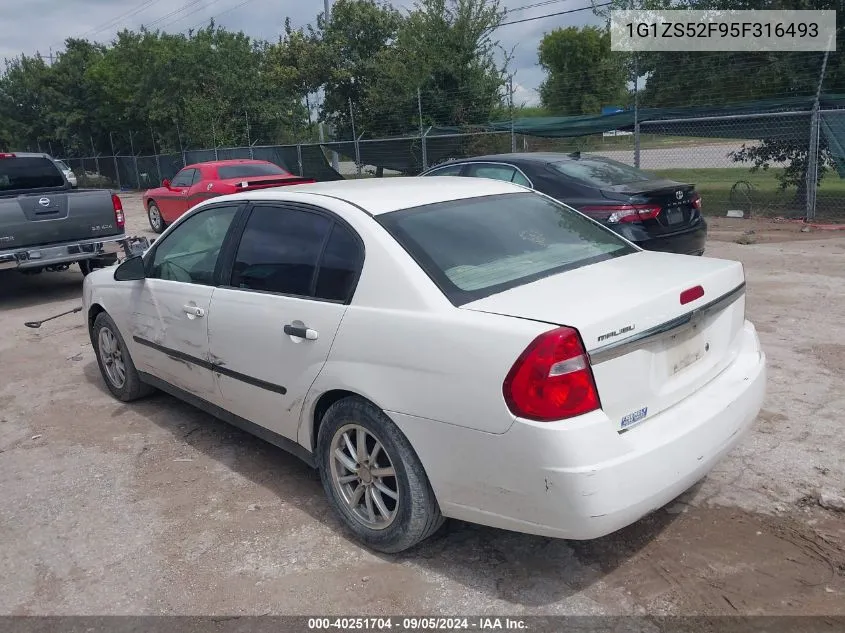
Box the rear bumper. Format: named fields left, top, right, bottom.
left=0, top=234, right=127, bottom=271
left=390, top=320, right=766, bottom=540
left=614, top=219, right=708, bottom=256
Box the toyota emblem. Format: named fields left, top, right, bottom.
left=38, top=197, right=50, bottom=207
left=675, top=190, right=684, bottom=201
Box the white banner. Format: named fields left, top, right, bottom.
left=610, top=10, right=837, bottom=52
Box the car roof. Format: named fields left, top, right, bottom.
left=217, top=176, right=526, bottom=216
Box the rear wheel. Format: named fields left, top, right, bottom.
left=147, top=201, right=165, bottom=233
left=316, top=397, right=444, bottom=553
left=91, top=312, right=154, bottom=402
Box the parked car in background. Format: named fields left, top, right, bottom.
left=421, top=152, right=707, bottom=256
left=142, top=159, right=315, bottom=233
left=0, top=152, right=126, bottom=275
left=83, top=177, right=765, bottom=553
left=53, top=159, right=78, bottom=188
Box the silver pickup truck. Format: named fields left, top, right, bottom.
left=0, top=152, right=129, bottom=275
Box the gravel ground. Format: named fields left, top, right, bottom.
left=0, top=194, right=843, bottom=616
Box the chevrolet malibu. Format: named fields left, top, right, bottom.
left=82, top=178, right=766, bottom=553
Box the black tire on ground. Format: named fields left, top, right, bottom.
left=147, top=201, right=165, bottom=233
left=91, top=311, right=154, bottom=402
left=78, top=260, right=94, bottom=276
left=316, top=396, right=444, bottom=554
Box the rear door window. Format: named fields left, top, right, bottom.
left=0, top=157, right=65, bottom=191
left=378, top=192, right=636, bottom=305
left=227, top=205, right=364, bottom=302
left=230, top=206, right=332, bottom=297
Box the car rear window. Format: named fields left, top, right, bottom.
left=377, top=192, right=636, bottom=305
left=0, top=157, right=65, bottom=192
left=217, top=164, right=288, bottom=179
left=550, top=157, right=653, bottom=188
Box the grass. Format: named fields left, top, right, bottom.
left=649, top=167, right=845, bottom=219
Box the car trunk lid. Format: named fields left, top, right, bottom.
left=461, top=251, right=747, bottom=431
left=600, top=181, right=700, bottom=233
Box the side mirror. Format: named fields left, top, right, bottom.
left=162, top=178, right=171, bottom=188
left=114, top=255, right=146, bottom=281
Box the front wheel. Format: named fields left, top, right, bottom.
left=317, top=397, right=444, bottom=553
left=147, top=201, right=165, bottom=233
left=91, top=312, right=154, bottom=402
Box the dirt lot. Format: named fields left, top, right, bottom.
left=1, top=194, right=844, bottom=616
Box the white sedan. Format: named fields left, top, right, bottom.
left=83, top=177, right=766, bottom=553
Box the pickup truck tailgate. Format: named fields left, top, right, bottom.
left=0, top=190, right=120, bottom=249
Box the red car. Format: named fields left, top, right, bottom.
left=142, top=159, right=315, bottom=233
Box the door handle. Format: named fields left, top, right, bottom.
left=183, top=305, right=206, bottom=318
left=284, top=324, right=318, bottom=340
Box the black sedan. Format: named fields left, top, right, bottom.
left=419, top=152, right=707, bottom=256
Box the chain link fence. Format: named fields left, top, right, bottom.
left=58, top=110, right=845, bottom=222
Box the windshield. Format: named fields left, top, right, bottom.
left=0, top=157, right=65, bottom=192
left=550, top=157, right=653, bottom=187
left=217, top=163, right=287, bottom=179
left=377, top=192, right=636, bottom=305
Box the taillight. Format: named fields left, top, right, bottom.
left=691, top=192, right=702, bottom=210
left=503, top=326, right=601, bottom=422
left=112, top=194, right=125, bottom=229
left=0, top=152, right=16, bottom=158
left=581, top=204, right=662, bottom=224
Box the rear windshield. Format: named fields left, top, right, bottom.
left=0, top=157, right=65, bottom=192
left=377, top=192, right=636, bottom=305
left=550, top=157, right=653, bottom=188
left=217, top=163, right=288, bottom=179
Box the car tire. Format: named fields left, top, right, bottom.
left=147, top=201, right=165, bottom=233
left=91, top=311, right=154, bottom=402
left=78, top=260, right=94, bottom=276
left=316, top=396, right=444, bottom=553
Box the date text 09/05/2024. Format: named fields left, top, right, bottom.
left=307, top=618, right=528, bottom=630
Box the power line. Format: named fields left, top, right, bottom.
left=507, top=0, right=571, bottom=14
left=184, top=0, right=262, bottom=32
left=143, top=0, right=207, bottom=30
left=78, top=0, right=161, bottom=38
left=498, top=2, right=610, bottom=26
left=156, top=0, right=231, bottom=30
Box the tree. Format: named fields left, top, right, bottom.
left=538, top=26, right=627, bottom=116
left=312, top=0, right=404, bottom=139
left=361, top=0, right=508, bottom=136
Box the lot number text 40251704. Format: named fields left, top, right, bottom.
left=307, top=617, right=528, bottom=630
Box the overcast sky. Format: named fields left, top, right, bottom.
left=0, top=0, right=602, bottom=106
